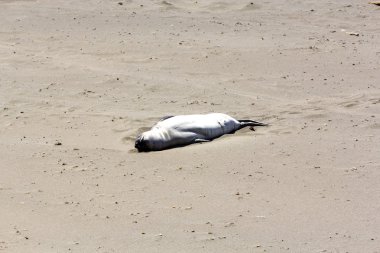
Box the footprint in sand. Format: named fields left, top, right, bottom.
left=240, top=2, right=260, bottom=11
left=206, top=1, right=260, bottom=12
left=336, top=94, right=380, bottom=112
left=159, top=0, right=177, bottom=10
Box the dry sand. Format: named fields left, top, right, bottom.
left=1, top=0, right=380, bottom=252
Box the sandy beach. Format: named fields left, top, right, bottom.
left=1, top=0, right=379, bottom=252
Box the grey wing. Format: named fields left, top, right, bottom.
left=159, top=115, right=174, bottom=122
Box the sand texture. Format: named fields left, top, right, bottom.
left=1, top=0, right=380, bottom=252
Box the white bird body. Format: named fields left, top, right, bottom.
left=135, top=113, right=266, bottom=152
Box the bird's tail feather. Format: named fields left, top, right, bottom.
left=238, top=120, right=268, bottom=129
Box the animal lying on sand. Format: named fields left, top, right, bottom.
left=135, top=113, right=267, bottom=152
